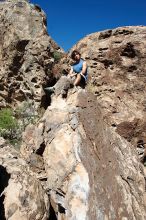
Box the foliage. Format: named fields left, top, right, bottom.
left=15, top=101, right=38, bottom=129
left=53, top=51, right=62, bottom=62
left=0, top=102, right=39, bottom=149
left=0, top=108, right=19, bottom=140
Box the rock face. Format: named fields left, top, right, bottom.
left=0, top=0, right=63, bottom=109
left=21, top=80, right=146, bottom=219
left=0, top=138, right=49, bottom=220
left=1, top=1, right=146, bottom=219
left=70, top=26, right=146, bottom=149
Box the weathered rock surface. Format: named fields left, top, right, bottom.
left=69, top=26, right=146, bottom=150
left=1, top=1, right=146, bottom=219
left=0, top=0, right=63, bottom=109
left=21, top=81, right=146, bottom=219
left=0, top=138, right=49, bottom=220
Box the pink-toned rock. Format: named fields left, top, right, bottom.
left=69, top=26, right=146, bottom=150
left=21, top=85, right=146, bottom=219
left=0, top=0, right=63, bottom=110
left=1, top=1, right=146, bottom=219
left=0, top=142, right=49, bottom=220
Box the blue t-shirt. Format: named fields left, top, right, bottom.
left=72, top=59, right=88, bottom=80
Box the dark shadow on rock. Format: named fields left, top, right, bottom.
left=40, top=94, right=52, bottom=110
left=48, top=203, right=57, bottom=220
left=0, top=166, right=11, bottom=220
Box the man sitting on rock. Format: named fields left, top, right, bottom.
left=68, top=50, right=88, bottom=87
left=44, top=50, right=88, bottom=94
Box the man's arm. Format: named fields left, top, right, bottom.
left=69, top=67, right=73, bottom=75
left=80, top=61, right=87, bottom=78
left=68, top=67, right=77, bottom=77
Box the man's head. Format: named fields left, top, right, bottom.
left=71, top=50, right=81, bottom=61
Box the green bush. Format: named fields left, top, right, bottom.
left=53, top=51, right=62, bottom=62
left=15, top=101, right=38, bottom=126
left=0, top=104, right=39, bottom=149
left=0, top=108, right=19, bottom=140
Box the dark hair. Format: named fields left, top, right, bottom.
left=71, top=50, right=81, bottom=60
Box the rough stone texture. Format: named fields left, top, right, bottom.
left=1, top=1, right=146, bottom=218
left=21, top=84, right=146, bottom=220
left=0, top=139, right=49, bottom=220
left=69, top=26, right=146, bottom=150
left=0, top=0, right=63, bottom=109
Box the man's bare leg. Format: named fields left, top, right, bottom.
left=74, top=74, right=81, bottom=86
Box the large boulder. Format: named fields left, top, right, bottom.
left=0, top=0, right=63, bottom=109
left=0, top=138, right=49, bottom=220
left=69, top=26, right=146, bottom=149
left=21, top=81, right=146, bottom=219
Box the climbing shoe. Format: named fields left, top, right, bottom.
left=44, top=86, right=55, bottom=94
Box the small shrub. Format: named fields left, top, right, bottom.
left=9, top=139, right=22, bottom=151
left=0, top=103, right=39, bottom=149
left=15, top=101, right=38, bottom=129
left=0, top=108, right=19, bottom=140
left=53, top=51, right=62, bottom=62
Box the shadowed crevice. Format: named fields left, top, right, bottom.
left=41, top=78, right=57, bottom=110
left=36, top=142, right=46, bottom=156
left=0, top=166, right=11, bottom=220
left=48, top=203, right=57, bottom=220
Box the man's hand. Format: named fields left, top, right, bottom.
left=69, top=73, right=77, bottom=78
left=68, top=67, right=77, bottom=78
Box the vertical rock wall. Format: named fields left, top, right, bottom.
left=0, top=0, right=63, bottom=109
left=69, top=26, right=146, bottom=149
left=0, top=139, right=49, bottom=220
left=21, top=82, right=146, bottom=219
